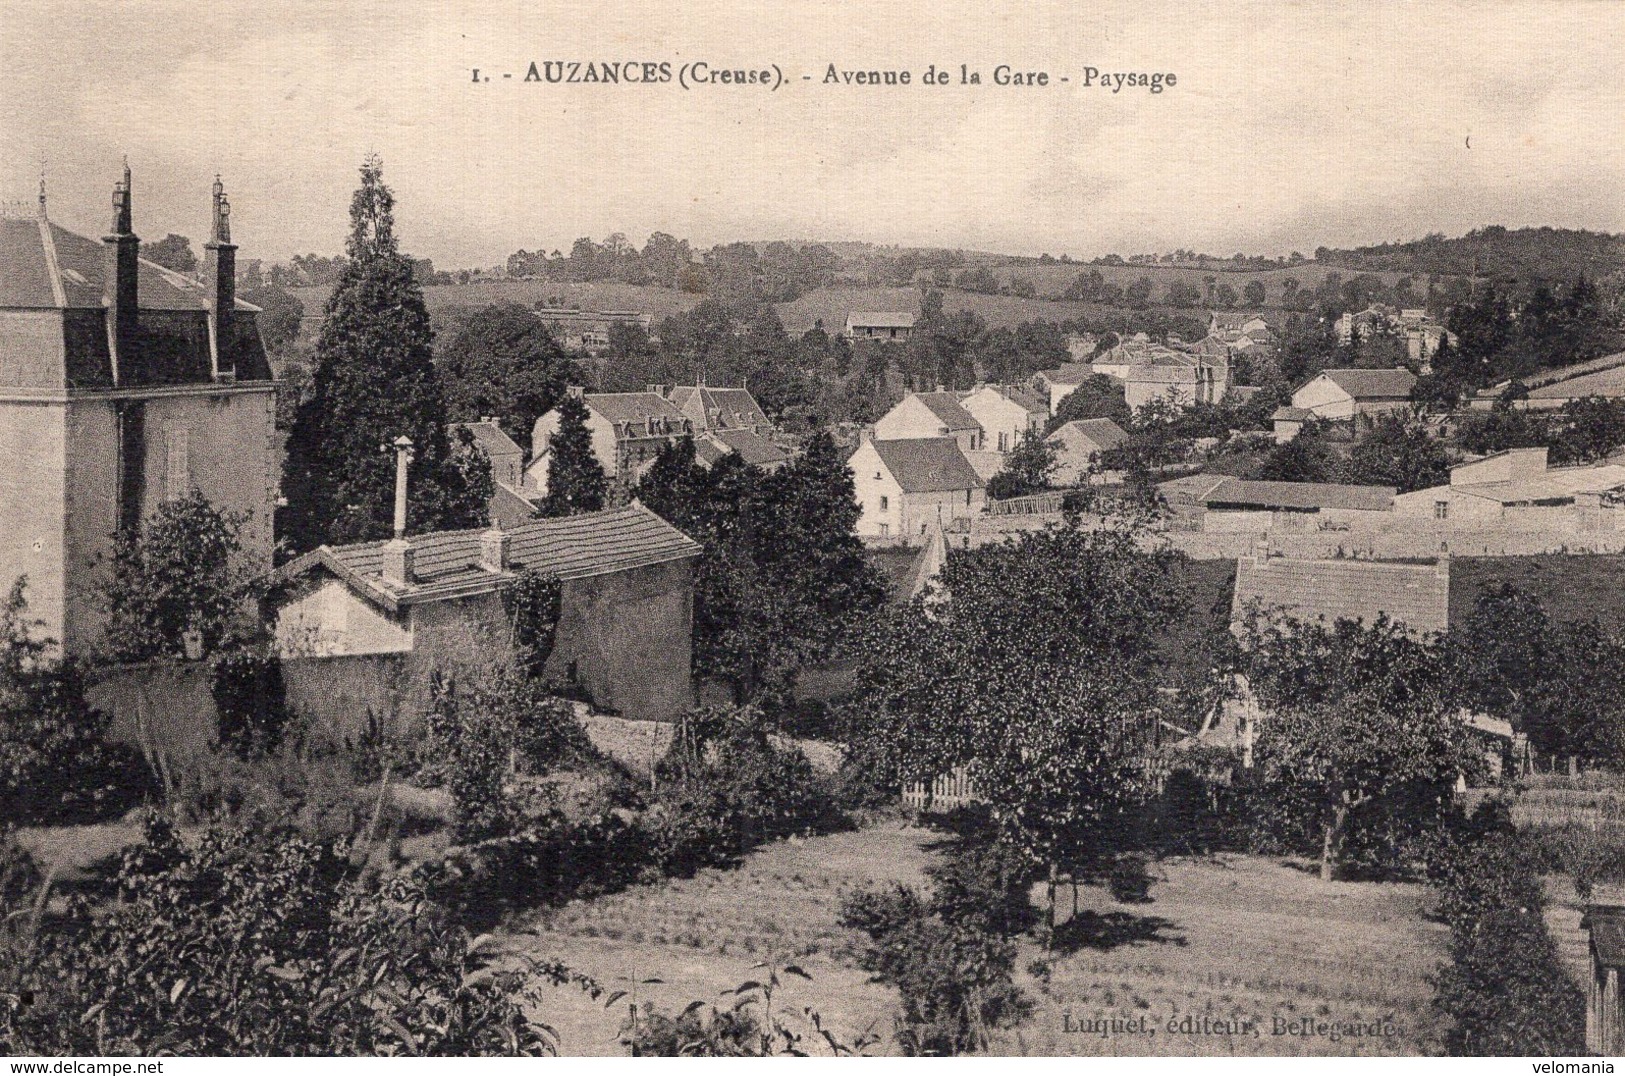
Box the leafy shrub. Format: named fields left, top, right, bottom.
left=1424, top=807, right=1586, bottom=1056
left=0, top=814, right=580, bottom=1055
left=839, top=826, right=1034, bottom=1055
left=209, top=649, right=290, bottom=758
left=838, top=883, right=1028, bottom=1055
left=926, top=833, right=1038, bottom=938
left=0, top=580, right=152, bottom=825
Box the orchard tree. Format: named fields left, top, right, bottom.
left=848, top=515, right=1194, bottom=925
left=985, top=431, right=1057, bottom=500
left=280, top=155, right=489, bottom=554
left=637, top=433, right=885, bottom=705
left=1342, top=415, right=1449, bottom=492
left=1240, top=612, right=1473, bottom=879
left=101, top=490, right=251, bottom=661
left=1046, top=374, right=1131, bottom=432
left=145, top=233, right=197, bottom=273
left=539, top=392, right=607, bottom=517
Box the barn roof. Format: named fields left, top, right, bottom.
left=846, top=311, right=916, bottom=329
left=449, top=420, right=523, bottom=458
left=1200, top=478, right=1396, bottom=513
left=1048, top=417, right=1129, bottom=450
left=1313, top=367, right=1417, bottom=400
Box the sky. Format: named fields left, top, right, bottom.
left=2, top=0, right=1622, bottom=269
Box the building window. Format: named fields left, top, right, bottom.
left=878, top=523, right=889, bottom=537
left=880, top=495, right=889, bottom=511
left=566, top=660, right=578, bottom=684
left=998, top=432, right=1008, bottom=452
left=165, top=425, right=190, bottom=501
left=965, top=489, right=972, bottom=506
left=1434, top=501, right=1450, bottom=520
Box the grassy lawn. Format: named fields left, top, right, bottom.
left=1001, top=854, right=1446, bottom=1056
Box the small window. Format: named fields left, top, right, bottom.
left=1434, top=500, right=1450, bottom=520
left=965, top=489, right=972, bottom=506
left=878, top=523, right=889, bottom=536
left=880, top=495, right=889, bottom=511
left=565, top=660, right=579, bottom=683
left=165, top=425, right=190, bottom=501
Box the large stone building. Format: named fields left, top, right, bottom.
left=0, top=169, right=278, bottom=654
left=526, top=388, right=693, bottom=495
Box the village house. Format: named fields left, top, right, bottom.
left=847, top=435, right=986, bottom=538
left=1045, top=417, right=1128, bottom=485
left=1270, top=405, right=1313, bottom=443
left=872, top=390, right=984, bottom=454
left=844, top=311, right=915, bottom=343
left=958, top=383, right=1047, bottom=454
left=1393, top=447, right=1625, bottom=526
left=1468, top=351, right=1625, bottom=412
left=532, top=306, right=651, bottom=352
left=269, top=502, right=703, bottom=722
left=1031, top=362, right=1096, bottom=414
left=1124, top=351, right=1229, bottom=410
left=1209, top=311, right=1275, bottom=343
left=662, top=382, right=790, bottom=471
left=1337, top=305, right=1452, bottom=364
left=1290, top=367, right=1417, bottom=425
left=449, top=419, right=540, bottom=528
left=0, top=170, right=278, bottom=654
left=1160, top=475, right=1396, bottom=532
left=526, top=388, right=693, bottom=495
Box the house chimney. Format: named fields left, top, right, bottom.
left=479, top=525, right=510, bottom=572
left=935, top=384, right=946, bottom=394
left=103, top=160, right=139, bottom=384
left=387, top=435, right=414, bottom=538
left=567, top=385, right=584, bottom=400
left=382, top=538, right=415, bottom=586
left=204, top=175, right=237, bottom=380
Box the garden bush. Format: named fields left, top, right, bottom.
left=1424, top=806, right=1586, bottom=1056
left=0, top=580, right=152, bottom=825
left=0, top=813, right=582, bottom=1055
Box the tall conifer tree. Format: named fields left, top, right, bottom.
left=279, top=156, right=488, bottom=555
left=539, top=392, right=607, bottom=517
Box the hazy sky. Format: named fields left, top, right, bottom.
left=3, top=0, right=1621, bottom=268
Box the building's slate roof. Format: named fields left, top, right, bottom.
left=872, top=437, right=985, bottom=493
left=667, top=385, right=771, bottom=430
left=1272, top=405, right=1313, bottom=421
left=1233, top=554, right=1450, bottom=636
left=585, top=391, right=688, bottom=429
left=1048, top=417, right=1129, bottom=450
left=708, top=429, right=789, bottom=464
left=0, top=216, right=273, bottom=388
left=1525, top=363, right=1625, bottom=401
left=275, top=503, right=702, bottom=611
left=1315, top=367, right=1418, bottom=400
left=1039, top=362, right=1096, bottom=385
left=847, top=311, right=916, bottom=329
left=1201, top=477, right=1396, bottom=512
left=911, top=391, right=981, bottom=432
left=450, top=420, right=523, bottom=458
left=0, top=217, right=262, bottom=312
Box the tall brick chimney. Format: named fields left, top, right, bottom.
left=479, top=526, right=510, bottom=572
left=204, top=175, right=237, bottom=380
left=103, top=161, right=139, bottom=384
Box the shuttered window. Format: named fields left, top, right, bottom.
left=165, top=425, right=190, bottom=500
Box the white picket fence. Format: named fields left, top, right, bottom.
left=901, top=766, right=979, bottom=811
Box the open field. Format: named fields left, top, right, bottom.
left=501, top=822, right=941, bottom=1056
left=1002, top=854, right=1447, bottom=1056
left=498, top=821, right=1449, bottom=1057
